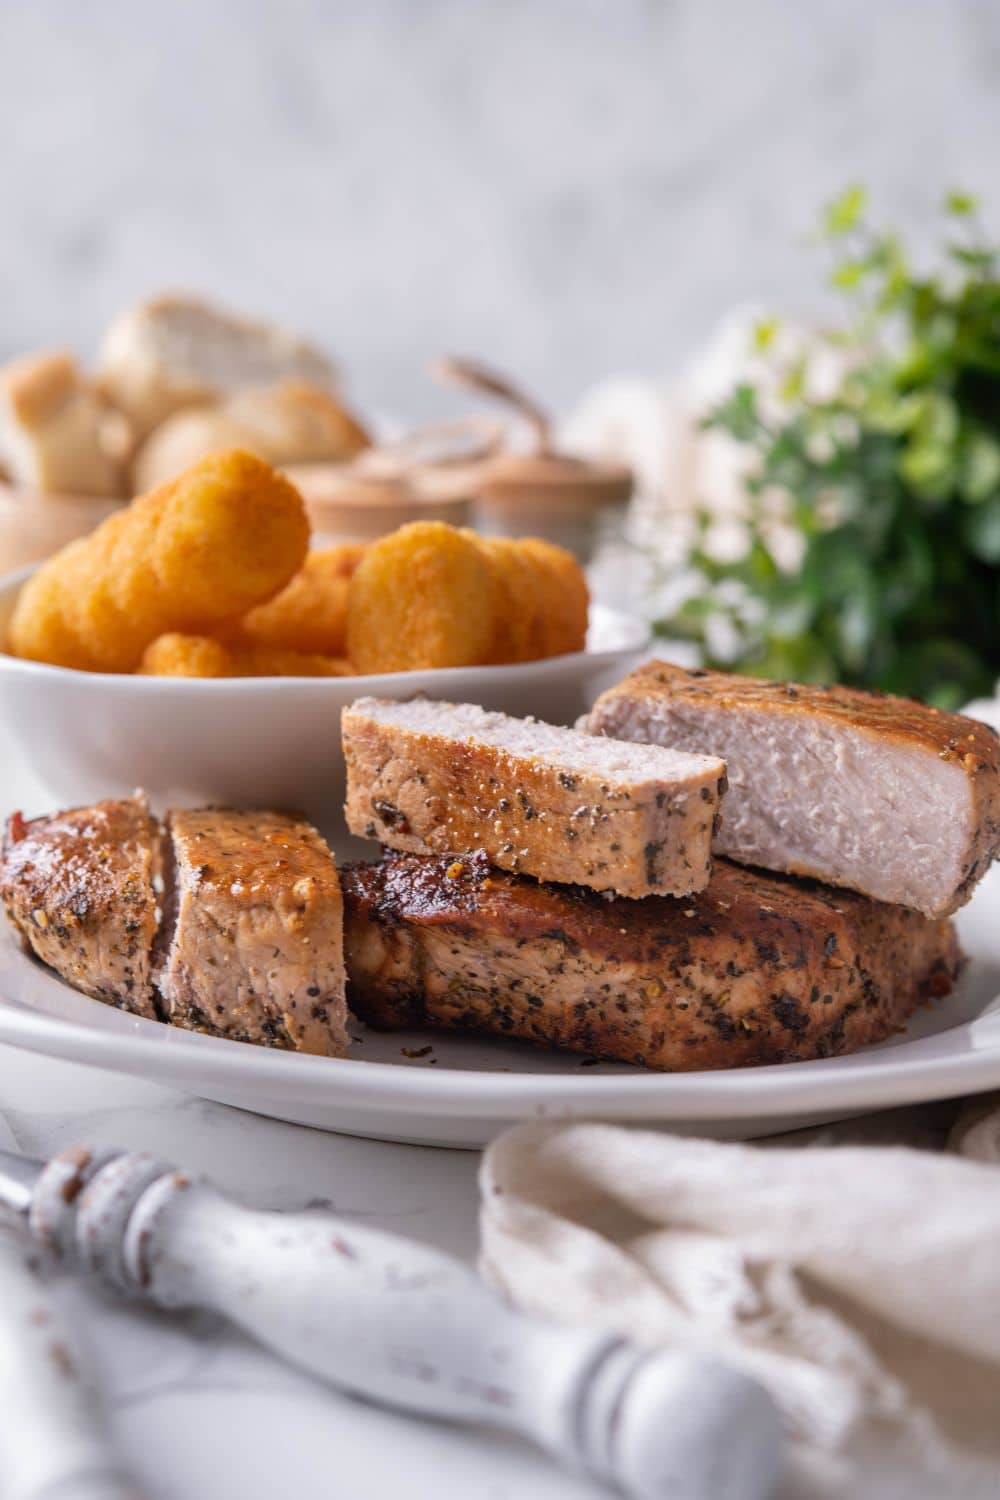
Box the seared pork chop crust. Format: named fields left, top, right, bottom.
left=1, top=799, right=348, bottom=1055
left=342, top=852, right=961, bottom=1071
left=1, top=796, right=160, bottom=1016
left=156, top=807, right=348, bottom=1056
left=585, top=662, right=1000, bottom=916
left=593, top=662, right=1000, bottom=757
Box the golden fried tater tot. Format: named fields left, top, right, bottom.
left=9, top=449, right=309, bottom=673
left=138, top=632, right=351, bottom=678
left=8, top=538, right=97, bottom=672
left=481, top=538, right=552, bottom=663
left=138, top=633, right=233, bottom=678
left=236, top=645, right=351, bottom=677
left=240, top=544, right=365, bottom=656
left=516, top=537, right=589, bottom=657
left=346, top=522, right=499, bottom=673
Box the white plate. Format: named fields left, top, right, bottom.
left=0, top=875, right=998, bottom=1147
left=2, top=666, right=1000, bottom=1147
left=2, top=696, right=999, bottom=1148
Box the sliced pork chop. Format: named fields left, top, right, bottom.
left=584, top=662, right=1000, bottom=917
left=341, top=852, right=961, bottom=1071
left=343, top=697, right=728, bottom=899
left=0, top=795, right=161, bottom=1016
left=155, top=807, right=347, bottom=1055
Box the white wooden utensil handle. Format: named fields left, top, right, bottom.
left=29, top=1146, right=781, bottom=1500
left=0, top=1229, right=144, bottom=1500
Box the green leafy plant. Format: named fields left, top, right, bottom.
left=660, top=188, right=1000, bottom=708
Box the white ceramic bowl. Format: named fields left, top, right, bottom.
left=0, top=567, right=648, bottom=841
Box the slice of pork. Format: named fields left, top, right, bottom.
left=584, top=662, right=1000, bottom=917
left=341, top=851, right=962, bottom=1071
left=0, top=795, right=161, bottom=1016
left=155, top=807, right=348, bottom=1055
left=343, top=696, right=727, bottom=899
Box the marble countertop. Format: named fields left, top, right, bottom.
left=1, top=1042, right=611, bottom=1500
left=3, top=1049, right=974, bottom=1500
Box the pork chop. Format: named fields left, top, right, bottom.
left=341, top=851, right=961, bottom=1071
left=584, top=662, right=1000, bottom=917
left=0, top=795, right=161, bottom=1016
left=155, top=807, right=348, bottom=1055
left=343, top=696, right=727, bottom=899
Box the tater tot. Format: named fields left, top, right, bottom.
left=346, top=522, right=500, bottom=673
left=240, top=544, right=365, bottom=656
left=236, top=645, right=352, bottom=678
left=139, top=632, right=351, bottom=678
left=8, top=538, right=97, bottom=672
left=138, top=633, right=233, bottom=678
left=481, top=538, right=552, bottom=663
left=481, top=536, right=589, bottom=663
left=515, top=537, right=589, bottom=657
left=9, top=449, right=309, bottom=672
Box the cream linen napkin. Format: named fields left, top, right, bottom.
left=480, top=1101, right=1000, bottom=1498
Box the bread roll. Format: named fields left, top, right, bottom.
left=97, top=294, right=338, bottom=438
left=0, top=351, right=125, bottom=497
left=133, top=379, right=369, bottom=491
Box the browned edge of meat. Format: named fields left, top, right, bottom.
left=341, top=851, right=962, bottom=1072
left=342, top=697, right=727, bottom=899
left=0, top=795, right=161, bottom=1017
left=584, top=661, right=1000, bottom=917
left=154, top=807, right=348, bottom=1056
left=1, top=797, right=349, bottom=1057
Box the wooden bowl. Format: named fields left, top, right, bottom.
left=0, top=481, right=123, bottom=573
left=286, top=463, right=472, bottom=542
left=474, top=453, right=633, bottom=561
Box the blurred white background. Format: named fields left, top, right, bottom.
left=0, top=0, right=994, bottom=418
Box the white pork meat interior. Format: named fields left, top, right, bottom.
left=593, top=693, right=982, bottom=917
